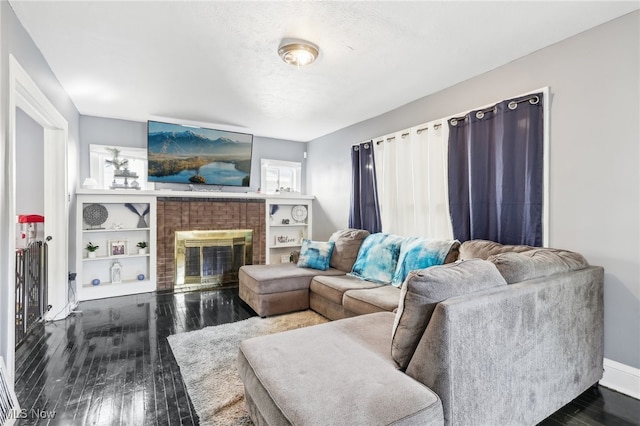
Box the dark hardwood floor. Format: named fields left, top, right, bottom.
left=14, top=288, right=640, bottom=425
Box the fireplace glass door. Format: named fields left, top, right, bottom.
left=175, top=230, right=253, bottom=290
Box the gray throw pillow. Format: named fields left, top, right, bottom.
left=391, top=259, right=508, bottom=370
left=328, top=229, right=370, bottom=272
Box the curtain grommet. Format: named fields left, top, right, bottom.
left=529, top=96, right=540, bottom=105
left=508, top=101, right=518, bottom=110
left=476, top=111, right=484, bottom=119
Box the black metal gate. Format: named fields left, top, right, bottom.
left=15, top=240, right=49, bottom=347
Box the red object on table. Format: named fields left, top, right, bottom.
left=18, top=214, right=44, bottom=223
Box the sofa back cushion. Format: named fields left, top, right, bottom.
left=350, top=233, right=404, bottom=284
left=329, top=229, right=370, bottom=272
left=391, top=259, right=507, bottom=370
left=390, top=238, right=461, bottom=287
left=458, top=240, right=590, bottom=284
left=488, top=249, right=589, bottom=284
left=458, top=239, right=534, bottom=260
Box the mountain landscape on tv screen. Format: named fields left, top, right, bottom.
left=148, top=128, right=252, bottom=186
left=148, top=130, right=251, bottom=156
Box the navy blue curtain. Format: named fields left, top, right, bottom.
left=349, top=141, right=382, bottom=233
left=448, top=93, right=544, bottom=246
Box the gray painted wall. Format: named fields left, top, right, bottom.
left=16, top=107, right=44, bottom=215
left=1, top=1, right=80, bottom=373
left=307, top=11, right=640, bottom=369
left=79, top=115, right=307, bottom=193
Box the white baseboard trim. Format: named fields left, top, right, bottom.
left=599, top=358, right=640, bottom=400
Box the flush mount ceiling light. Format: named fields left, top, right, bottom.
left=278, top=40, right=319, bottom=67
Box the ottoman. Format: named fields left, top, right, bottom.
left=238, top=263, right=345, bottom=317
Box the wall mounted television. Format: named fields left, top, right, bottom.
left=147, top=120, right=253, bottom=187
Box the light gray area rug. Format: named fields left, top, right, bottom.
left=167, top=310, right=328, bottom=426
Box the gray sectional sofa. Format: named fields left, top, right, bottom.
left=237, top=232, right=604, bottom=425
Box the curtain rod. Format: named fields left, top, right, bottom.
left=449, top=94, right=540, bottom=126
left=353, top=91, right=541, bottom=147
left=372, top=123, right=443, bottom=145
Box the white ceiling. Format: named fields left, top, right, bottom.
left=9, top=1, right=639, bottom=142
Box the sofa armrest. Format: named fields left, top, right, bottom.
left=405, top=266, right=604, bottom=425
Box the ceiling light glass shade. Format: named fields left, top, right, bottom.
left=278, top=41, right=319, bottom=67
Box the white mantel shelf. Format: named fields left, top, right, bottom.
left=76, top=188, right=314, bottom=200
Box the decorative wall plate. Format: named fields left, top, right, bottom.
left=83, top=204, right=108, bottom=229
left=291, top=205, right=308, bottom=222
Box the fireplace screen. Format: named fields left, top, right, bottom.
left=175, top=230, right=253, bottom=289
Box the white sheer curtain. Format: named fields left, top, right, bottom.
left=373, top=120, right=453, bottom=240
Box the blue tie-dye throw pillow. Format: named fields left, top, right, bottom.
left=297, top=239, right=336, bottom=271
left=391, top=237, right=459, bottom=286
left=350, top=233, right=404, bottom=284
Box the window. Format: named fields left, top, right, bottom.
left=89, top=144, right=148, bottom=190
left=260, top=159, right=302, bottom=194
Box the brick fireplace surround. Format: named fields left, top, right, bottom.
left=156, top=197, right=266, bottom=291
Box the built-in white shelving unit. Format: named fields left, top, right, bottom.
left=76, top=193, right=157, bottom=301
left=265, top=197, right=312, bottom=264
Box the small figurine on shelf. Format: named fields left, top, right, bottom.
left=105, top=147, right=140, bottom=189
left=105, top=147, right=128, bottom=171
left=86, top=242, right=99, bottom=258
left=136, top=241, right=148, bottom=255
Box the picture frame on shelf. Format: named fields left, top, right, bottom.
left=109, top=240, right=128, bottom=256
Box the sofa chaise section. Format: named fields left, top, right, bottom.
left=239, top=228, right=371, bottom=317
left=239, top=263, right=345, bottom=317
left=238, top=312, right=444, bottom=426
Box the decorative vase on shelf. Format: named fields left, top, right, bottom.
left=88, top=251, right=96, bottom=259
left=111, top=260, right=123, bottom=284
left=138, top=248, right=146, bottom=255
